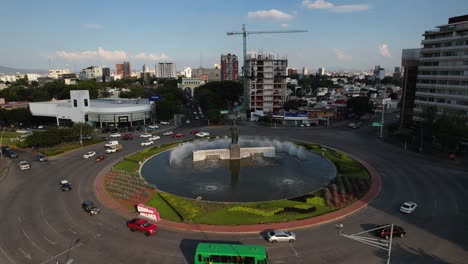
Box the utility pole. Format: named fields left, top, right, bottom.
left=226, top=25, right=307, bottom=119
left=0, top=126, right=6, bottom=159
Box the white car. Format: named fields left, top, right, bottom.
left=400, top=202, right=418, bottom=214
left=196, top=132, right=210, bottom=138
left=83, top=151, right=97, bottom=159
left=149, top=136, right=160, bottom=141
left=148, top=125, right=158, bottom=129
left=159, top=121, right=170, bottom=125
left=163, top=131, right=173, bottom=136
left=140, top=133, right=152, bottom=138
left=18, top=161, right=31, bottom=171
left=195, top=116, right=199, bottom=120
left=140, top=140, right=154, bottom=146
left=109, top=133, right=121, bottom=138
left=37, top=125, right=44, bottom=129
left=266, top=230, right=296, bottom=243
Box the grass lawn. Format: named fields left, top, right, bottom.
left=0, top=131, right=25, bottom=146
left=40, top=138, right=104, bottom=156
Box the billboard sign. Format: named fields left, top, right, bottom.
left=149, top=95, right=162, bottom=102
left=136, top=204, right=160, bottom=221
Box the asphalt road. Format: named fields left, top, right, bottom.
left=0, top=122, right=467, bottom=264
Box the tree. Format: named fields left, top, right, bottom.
left=347, top=96, right=373, bottom=119
left=434, top=112, right=468, bottom=153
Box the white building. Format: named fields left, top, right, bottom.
left=373, top=65, right=385, bottom=80
left=48, top=69, right=70, bottom=79
left=302, top=67, right=308, bottom=75
left=156, top=62, right=176, bottom=79
left=180, top=67, right=192, bottom=78
left=317, top=68, right=325, bottom=76
left=25, top=73, right=40, bottom=82
left=142, top=64, right=150, bottom=73
left=79, top=66, right=103, bottom=81
left=178, top=78, right=205, bottom=96
left=29, top=90, right=153, bottom=127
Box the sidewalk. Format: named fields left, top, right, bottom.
left=94, top=152, right=382, bottom=233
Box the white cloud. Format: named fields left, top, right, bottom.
left=302, top=0, right=334, bottom=10
left=302, top=0, right=369, bottom=13
left=281, top=23, right=289, bottom=28
left=56, top=47, right=128, bottom=61
left=331, top=4, right=369, bottom=13
left=135, top=52, right=170, bottom=61
left=84, top=23, right=103, bottom=29
left=248, top=9, right=293, bottom=20
left=379, top=44, right=391, bottom=58
left=334, top=49, right=352, bottom=61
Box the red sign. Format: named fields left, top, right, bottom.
left=136, top=204, right=160, bottom=221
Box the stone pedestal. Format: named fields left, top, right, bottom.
left=229, top=144, right=241, bottom=160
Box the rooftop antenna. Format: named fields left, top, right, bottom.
left=199, top=51, right=203, bottom=69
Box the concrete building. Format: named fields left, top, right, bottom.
left=246, top=53, right=288, bottom=114
left=142, top=64, right=150, bottom=73
left=192, top=68, right=221, bottom=82
left=156, top=62, right=176, bottom=79
left=29, top=90, right=153, bottom=127
left=116, top=61, right=131, bottom=77
left=79, top=66, right=103, bottom=81
left=48, top=69, right=70, bottom=79
left=102, top=67, right=111, bottom=82
left=373, top=65, right=385, bottom=80
left=302, top=67, right=308, bottom=76
left=221, top=53, right=238, bottom=81
left=0, top=98, right=29, bottom=110
left=287, top=68, right=298, bottom=76
left=180, top=67, right=192, bottom=78
left=414, top=14, right=468, bottom=122
left=317, top=68, right=325, bottom=76
left=393, top=67, right=402, bottom=79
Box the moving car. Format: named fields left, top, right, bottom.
left=109, top=133, right=121, bottom=138
left=18, top=161, right=31, bottom=171
left=190, top=129, right=200, bottom=134
left=83, top=151, right=97, bottom=159
left=148, top=136, right=160, bottom=141
left=186, top=120, right=191, bottom=124
left=105, top=141, right=119, bottom=147
left=36, top=154, right=47, bottom=162
left=122, top=133, right=133, bottom=140
left=172, top=133, right=185, bottom=138
left=106, top=144, right=123, bottom=153
left=162, top=131, right=173, bottom=136
left=95, top=155, right=107, bottom=162
left=159, top=121, right=170, bottom=125
left=6, top=150, right=18, bottom=158
left=347, top=123, right=360, bottom=129
left=82, top=201, right=100, bottom=215
left=59, top=180, right=72, bottom=191
left=195, top=132, right=210, bottom=138
left=375, top=225, right=406, bottom=239
left=148, top=125, right=158, bottom=129
left=126, top=218, right=158, bottom=236
left=140, top=140, right=154, bottom=146
left=82, top=135, right=93, bottom=140
left=140, top=133, right=152, bottom=138
left=400, top=202, right=418, bottom=214
left=266, top=230, right=296, bottom=243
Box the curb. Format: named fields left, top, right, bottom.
left=94, top=144, right=382, bottom=233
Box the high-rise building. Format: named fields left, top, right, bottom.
left=221, top=53, right=238, bottom=81
left=302, top=67, right=308, bottom=76
left=102, top=67, right=111, bottom=82
left=180, top=67, right=192, bottom=78
left=317, top=68, right=325, bottom=76
left=393, top=67, right=402, bottom=79
left=414, top=14, right=468, bottom=122
left=79, top=66, right=103, bottom=81
left=400, top=49, right=420, bottom=128
left=287, top=68, right=298, bottom=76
left=116, top=61, right=131, bottom=77
left=246, top=53, right=288, bottom=113
left=373, top=65, right=385, bottom=80
left=156, top=62, right=176, bottom=79
left=142, top=64, right=150, bottom=73
left=116, top=63, right=123, bottom=75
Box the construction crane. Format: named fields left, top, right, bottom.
left=227, top=24, right=308, bottom=119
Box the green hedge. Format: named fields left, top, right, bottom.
left=228, top=206, right=284, bottom=217
left=306, top=196, right=325, bottom=207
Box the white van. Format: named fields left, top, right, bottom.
left=105, top=141, right=119, bottom=147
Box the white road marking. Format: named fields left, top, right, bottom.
left=38, top=243, right=82, bottom=264
left=65, top=259, right=74, bottom=264
left=87, top=219, right=95, bottom=225
left=18, top=216, right=48, bottom=254
left=18, top=248, right=32, bottom=260
left=289, top=243, right=299, bottom=257
left=68, top=229, right=77, bottom=235
left=43, top=237, right=56, bottom=245
left=41, top=207, right=64, bottom=240
left=0, top=246, right=15, bottom=263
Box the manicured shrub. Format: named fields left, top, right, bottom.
left=228, top=206, right=284, bottom=217
left=306, top=196, right=325, bottom=207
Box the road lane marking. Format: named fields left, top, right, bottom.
left=41, top=206, right=65, bottom=240
left=0, top=246, right=15, bottom=263
left=18, top=248, right=32, bottom=260
left=289, top=243, right=299, bottom=257
left=65, top=259, right=74, bottom=264
left=43, top=237, right=56, bottom=245
left=18, top=216, right=48, bottom=254
left=38, top=242, right=82, bottom=264
left=68, top=229, right=77, bottom=235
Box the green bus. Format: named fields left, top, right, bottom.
left=194, top=243, right=268, bottom=264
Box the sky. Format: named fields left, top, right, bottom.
left=1, top=0, right=467, bottom=73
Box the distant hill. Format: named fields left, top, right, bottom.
left=0, top=66, right=47, bottom=74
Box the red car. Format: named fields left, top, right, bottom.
left=127, top=218, right=158, bottom=236
left=190, top=129, right=200, bottom=134
left=122, top=133, right=133, bottom=140
left=172, top=133, right=185, bottom=138
left=95, top=155, right=107, bottom=162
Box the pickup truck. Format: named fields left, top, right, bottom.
left=106, top=144, right=123, bottom=153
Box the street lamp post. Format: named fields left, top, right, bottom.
left=0, top=126, right=6, bottom=159
left=336, top=224, right=394, bottom=264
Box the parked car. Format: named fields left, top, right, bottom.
left=119, top=127, right=127, bottom=133
left=95, top=155, right=107, bottom=162
left=136, top=126, right=143, bottom=131
left=101, top=128, right=111, bottom=133
left=82, top=201, right=100, bottom=215
left=83, top=151, right=97, bottom=159
left=126, top=218, right=158, bottom=236
left=163, top=131, right=173, bottom=136
left=172, top=133, right=185, bottom=138
left=190, top=129, right=200, bottom=134
left=122, top=133, right=133, bottom=140
left=6, top=150, right=18, bottom=158
left=400, top=202, right=418, bottom=214
left=186, top=120, right=191, bottom=124
left=110, top=128, right=118, bottom=133
left=159, top=121, right=170, bottom=125
left=82, top=135, right=93, bottom=140
left=128, top=127, right=135, bottom=132
left=266, top=230, right=296, bottom=243
left=37, top=125, right=44, bottom=129
left=109, top=133, right=121, bottom=138
left=195, top=132, right=210, bottom=138
left=36, top=154, right=47, bottom=162
left=140, top=140, right=154, bottom=146
left=140, top=133, right=152, bottom=138
left=148, top=136, right=160, bottom=141
left=18, top=161, right=31, bottom=171
left=148, top=125, right=158, bottom=129
left=375, top=225, right=406, bottom=239
left=59, top=180, right=72, bottom=191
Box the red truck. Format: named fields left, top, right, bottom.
left=126, top=218, right=158, bottom=236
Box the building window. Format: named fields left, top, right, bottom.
left=73, top=99, right=77, bottom=107
left=84, top=99, right=88, bottom=107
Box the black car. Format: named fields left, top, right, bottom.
left=101, top=128, right=111, bottom=133
left=1, top=146, right=11, bottom=153
left=110, top=128, right=118, bottom=133
left=37, top=154, right=47, bottom=162
left=119, top=127, right=127, bottom=133
left=136, top=126, right=143, bottom=131
left=59, top=180, right=72, bottom=191
left=6, top=150, right=18, bottom=158
left=375, top=225, right=406, bottom=239
left=82, top=201, right=100, bottom=215
left=128, top=127, right=135, bottom=132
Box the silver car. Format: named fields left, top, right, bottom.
left=266, top=230, right=296, bottom=243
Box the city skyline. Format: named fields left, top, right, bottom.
left=1, top=0, right=467, bottom=72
